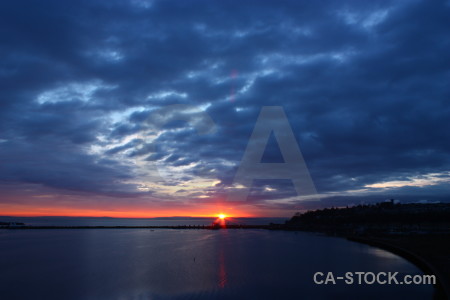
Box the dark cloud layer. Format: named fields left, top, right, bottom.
left=1, top=0, right=449, bottom=215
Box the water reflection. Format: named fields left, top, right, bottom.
left=218, top=249, right=227, bottom=288
left=0, top=230, right=435, bottom=299
left=367, top=247, right=404, bottom=260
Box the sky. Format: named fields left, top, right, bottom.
left=1, top=0, right=449, bottom=218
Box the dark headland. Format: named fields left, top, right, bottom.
left=284, top=201, right=450, bottom=299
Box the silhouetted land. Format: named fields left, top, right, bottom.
left=285, top=201, right=450, bottom=299
left=285, top=201, right=450, bottom=235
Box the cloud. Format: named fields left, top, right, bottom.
left=0, top=0, right=449, bottom=216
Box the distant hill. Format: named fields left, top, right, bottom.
left=286, top=201, right=450, bottom=235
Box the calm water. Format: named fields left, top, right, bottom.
left=0, top=216, right=287, bottom=226
left=0, top=229, right=434, bottom=299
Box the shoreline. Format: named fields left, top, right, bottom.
left=347, top=235, right=449, bottom=300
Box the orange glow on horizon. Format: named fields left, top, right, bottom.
left=0, top=194, right=293, bottom=218
left=0, top=203, right=254, bottom=218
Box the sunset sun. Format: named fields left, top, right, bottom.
left=218, top=214, right=226, bottom=220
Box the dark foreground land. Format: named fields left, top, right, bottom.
left=285, top=201, right=450, bottom=299
left=348, top=235, right=450, bottom=299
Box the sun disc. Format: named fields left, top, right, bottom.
left=218, top=214, right=226, bottom=219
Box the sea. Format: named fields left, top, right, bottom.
left=0, top=217, right=435, bottom=299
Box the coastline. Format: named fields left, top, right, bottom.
left=346, top=235, right=449, bottom=300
